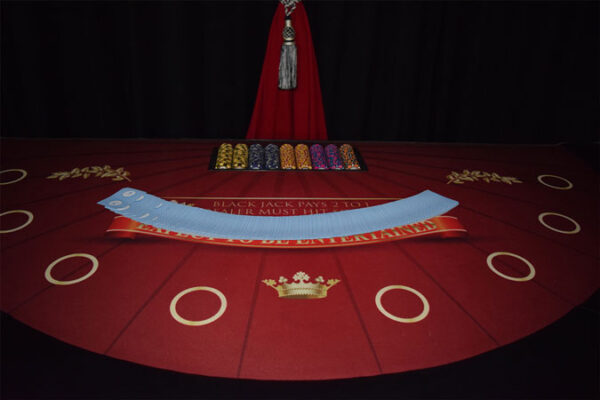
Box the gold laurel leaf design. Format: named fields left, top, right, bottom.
left=502, top=176, right=522, bottom=184
left=447, top=170, right=522, bottom=185
left=47, top=166, right=132, bottom=182
left=46, top=172, right=64, bottom=179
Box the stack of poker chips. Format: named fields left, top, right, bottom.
left=265, top=144, right=280, bottom=170
left=325, top=144, right=344, bottom=170
left=309, top=144, right=328, bottom=170
left=280, top=144, right=296, bottom=170
left=232, top=143, right=249, bottom=169
left=295, top=144, right=312, bottom=170
left=249, top=144, right=265, bottom=170
left=214, top=142, right=363, bottom=171
left=215, top=143, right=233, bottom=169
left=340, top=144, right=361, bottom=170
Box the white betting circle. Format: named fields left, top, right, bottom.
left=0, top=169, right=27, bottom=185
left=45, top=253, right=99, bottom=285
left=538, top=212, right=581, bottom=234
left=0, top=210, right=34, bottom=233
left=486, top=252, right=535, bottom=282
left=170, top=286, right=227, bottom=326
left=375, top=285, right=430, bottom=323
left=537, top=174, right=573, bottom=190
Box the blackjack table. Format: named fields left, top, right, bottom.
left=1, top=138, right=598, bottom=397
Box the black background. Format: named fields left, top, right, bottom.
left=2, top=1, right=599, bottom=142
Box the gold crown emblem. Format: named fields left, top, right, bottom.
left=262, top=271, right=340, bottom=299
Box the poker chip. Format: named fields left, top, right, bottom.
left=340, top=144, right=361, bottom=170
left=325, top=144, right=344, bottom=170
left=232, top=143, right=249, bottom=169
left=280, top=144, right=296, bottom=170
left=214, top=142, right=363, bottom=171
left=249, top=144, right=265, bottom=170
left=309, top=144, right=328, bottom=170
left=215, top=143, right=233, bottom=169
left=265, top=144, right=280, bottom=170
left=295, top=144, right=312, bottom=170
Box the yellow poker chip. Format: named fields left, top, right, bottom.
left=232, top=143, right=248, bottom=169
left=215, top=143, right=233, bottom=169
left=295, top=144, right=312, bottom=170
left=280, top=144, right=296, bottom=170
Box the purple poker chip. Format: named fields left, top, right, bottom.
left=309, top=144, right=328, bottom=170
left=325, top=144, right=344, bottom=170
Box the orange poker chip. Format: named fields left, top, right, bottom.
left=340, top=144, right=361, bottom=170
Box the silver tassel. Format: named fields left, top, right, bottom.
left=278, top=17, right=297, bottom=90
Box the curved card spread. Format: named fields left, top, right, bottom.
left=98, top=188, right=458, bottom=240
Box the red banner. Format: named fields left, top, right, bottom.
left=106, top=217, right=465, bottom=249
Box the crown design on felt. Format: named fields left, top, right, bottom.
left=262, top=271, right=340, bottom=299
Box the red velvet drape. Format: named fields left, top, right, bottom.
left=246, top=2, right=328, bottom=140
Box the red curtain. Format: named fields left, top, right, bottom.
left=246, top=2, right=328, bottom=140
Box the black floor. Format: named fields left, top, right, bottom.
left=1, top=290, right=598, bottom=399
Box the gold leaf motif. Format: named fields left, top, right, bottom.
left=46, top=172, right=63, bottom=179
left=70, top=170, right=82, bottom=178
left=47, top=166, right=132, bottom=182
left=447, top=169, right=522, bottom=185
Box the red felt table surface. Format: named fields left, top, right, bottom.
left=1, top=139, right=598, bottom=381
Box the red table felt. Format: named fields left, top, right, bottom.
left=1, top=139, right=598, bottom=380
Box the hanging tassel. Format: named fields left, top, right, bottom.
left=278, top=16, right=297, bottom=90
